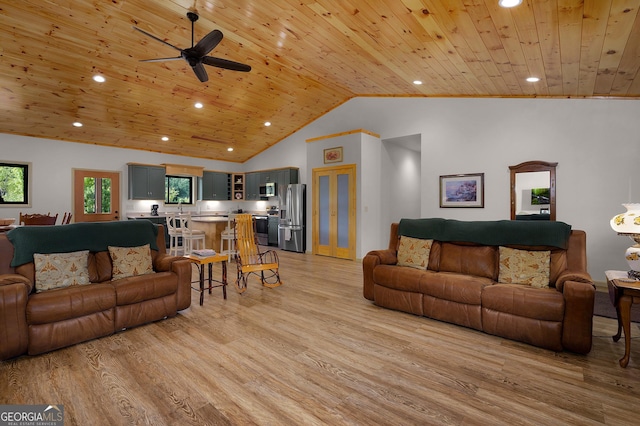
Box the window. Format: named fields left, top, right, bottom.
left=0, top=161, right=31, bottom=206
left=165, top=175, right=193, bottom=204
left=83, top=176, right=112, bottom=213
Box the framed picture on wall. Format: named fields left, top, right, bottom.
left=323, top=147, right=343, bottom=164
left=439, top=173, right=484, bottom=208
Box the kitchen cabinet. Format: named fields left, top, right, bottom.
left=199, top=171, right=230, bottom=200
left=128, top=164, right=165, bottom=200
left=245, top=172, right=260, bottom=200
left=268, top=216, right=279, bottom=246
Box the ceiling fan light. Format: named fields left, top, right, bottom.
left=499, top=0, right=523, bottom=7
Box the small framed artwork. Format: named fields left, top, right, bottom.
left=324, top=147, right=343, bottom=164
left=439, top=173, right=484, bottom=208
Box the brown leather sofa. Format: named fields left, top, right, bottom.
left=0, top=221, right=192, bottom=360
left=363, top=219, right=595, bottom=354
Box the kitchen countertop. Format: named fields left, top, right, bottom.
left=127, top=212, right=272, bottom=219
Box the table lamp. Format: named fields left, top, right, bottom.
left=610, top=203, right=640, bottom=280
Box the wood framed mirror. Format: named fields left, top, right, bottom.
left=509, top=161, right=557, bottom=221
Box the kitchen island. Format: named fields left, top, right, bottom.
left=190, top=216, right=230, bottom=252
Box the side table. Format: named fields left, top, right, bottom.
left=605, top=270, right=640, bottom=368
left=185, top=253, right=228, bottom=306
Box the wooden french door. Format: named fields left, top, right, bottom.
left=312, top=164, right=356, bottom=260
left=73, top=169, right=121, bottom=222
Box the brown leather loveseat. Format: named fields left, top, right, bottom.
left=363, top=218, right=595, bottom=354
left=0, top=220, right=191, bottom=360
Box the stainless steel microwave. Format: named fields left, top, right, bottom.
left=260, top=182, right=277, bottom=197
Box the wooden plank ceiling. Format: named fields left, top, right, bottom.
left=1, top=0, right=639, bottom=163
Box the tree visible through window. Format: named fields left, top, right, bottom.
left=165, top=175, right=193, bottom=204
left=83, top=177, right=112, bottom=214
left=0, top=162, right=30, bottom=205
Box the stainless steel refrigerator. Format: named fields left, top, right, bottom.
left=278, top=184, right=306, bottom=252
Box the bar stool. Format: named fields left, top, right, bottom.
left=220, top=214, right=236, bottom=262
left=179, top=212, right=205, bottom=255
left=166, top=213, right=182, bottom=256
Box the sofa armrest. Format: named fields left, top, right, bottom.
left=561, top=279, right=596, bottom=354
left=363, top=249, right=397, bottom=301
left=153, top=253, right=184, bottom=272
left=0, top=274, right=31, bottom=360
left=555, top=270, right=592, bottom=292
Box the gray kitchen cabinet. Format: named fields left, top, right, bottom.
left=268, top=216, right=279, bottom=246
left=199, top=171, right=229, bottom=200
left=245, top=172, right=260, bottom=200
left=128, top=164, right=165, bottom=200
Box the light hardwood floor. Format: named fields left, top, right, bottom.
left=2, top=250, right=640, bottom=425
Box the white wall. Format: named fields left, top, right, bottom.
left=2, top=97, right=639, bottom=281
left=381, top=136, right=421, bottom=226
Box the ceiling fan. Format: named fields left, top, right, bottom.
left=133, top=11, right=251, bottom=82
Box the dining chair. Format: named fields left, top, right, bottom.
left=220, top=214, right=236, bottom=262
left=179, top=212, right=205, bottom=255
left=233, top=213, right=282, bottom=293
left=166, top=213, right=182, bottom=256
left=61, top=212, right=72, bottom=224
left=19, top=212, right=58, bottom=225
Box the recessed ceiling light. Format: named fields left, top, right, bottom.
left=526, top=77, right=540, bottom=82
left=413, top=80, right=423, bottom=85
left=161, top=136, right=169, bottom=141
left=194, top=102, right=203, bottom=109
left=227, top=147, right=234, bottom=152
left=498, top=0, right=523, bottom=7
left=264, top=121, right=271, bottom=127
left=92, top=75, right=105, bottom=83
left=72, top=122, right=83, bottom=127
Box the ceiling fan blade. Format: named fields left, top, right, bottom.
left=202, top=56, right=251, bottom=72
left=192, top=62, right=209, bottom=82
left=133, top=26, right=181, bottom=52
left=192, top=30, right=223, bottom=57
left=139, top=57, right=183, bottom=63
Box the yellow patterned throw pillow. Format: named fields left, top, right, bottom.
left=498, top=246, right=551, bottom=288
left=397, top=236, right=433, bottom=269
left=34, top=250, right=90, bottom=293
left=108, top=244, right=154, bottom=280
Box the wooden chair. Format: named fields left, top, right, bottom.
left=19, top=212, right=58, bottom=225
left=61, top=212, right=72, bottom=224
left=233, top=213, right=282, bottom=293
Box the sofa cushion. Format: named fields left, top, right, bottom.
left=33, top=250, right=90, bottom=293
left=109, top=244, right=153, bottom=280
left=88, top=251, right=113, bottom=283
left=112, top=271, right=178, bottom=306
left=499, top=246, right=550, bottom=288
left=373, top=264, right=428, bottom=293
left=397, top=236, right=433, bottom=269
left=438, top=243, right=498, bottom=280
left=482, top=284, right=564, bottom=322
left=26, top=283, right=116, bottom=325
left=420, top=271, right=494, bottom=305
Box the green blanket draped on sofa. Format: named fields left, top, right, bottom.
left=397, top=218, right=572, bottom=249
left=7, top=220, right=159, bottom=267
